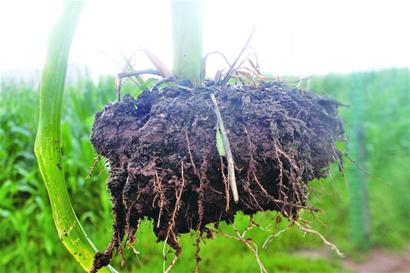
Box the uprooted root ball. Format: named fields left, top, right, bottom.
left=90, top=81, right=343, bottom=272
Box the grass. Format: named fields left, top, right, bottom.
left=0, top=68, right=409, bottom=272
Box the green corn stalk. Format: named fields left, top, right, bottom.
left=34, top=2, right=117, bottom=272
left=170, top=0, right=203, bottom=85
left=347, top=76, right=371, bottom=250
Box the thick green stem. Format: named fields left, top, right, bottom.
left=170, top=0, right=203, bottom=86
left=34, top=2, right=117, bottom=272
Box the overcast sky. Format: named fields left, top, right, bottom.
left=1, top=0, right=409, bottom=79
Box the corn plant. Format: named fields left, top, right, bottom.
left=34, top=2, right=116, bottom=272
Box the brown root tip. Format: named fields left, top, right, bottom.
left=89, top=242, right=116, bottom=273
left=89, top=251, right=112, bottom=273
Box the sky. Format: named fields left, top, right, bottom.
left=0, top=0, right=409, bottom=80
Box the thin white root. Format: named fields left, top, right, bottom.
left=294, top=221, right=345, bottom=258
left=162, top=239, right=178, bottom=273
left=212, top=225, right=268, bottom=273
left=262, top=227, right=289, bottom=249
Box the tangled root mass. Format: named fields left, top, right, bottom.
left=90, top=81, right=343, bottom=272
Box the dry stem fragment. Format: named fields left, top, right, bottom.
left=210, top=93, right=239, bottom=203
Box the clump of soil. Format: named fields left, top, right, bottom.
left=90, top=80, right=343, bottom=272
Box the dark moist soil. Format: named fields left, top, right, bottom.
left=90, top=80, right=343, bottom=272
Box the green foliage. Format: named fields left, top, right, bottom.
left=309, top=68, right=410, bottom=250
left=346, top=74, right=371, bottom=250
left=0, top=68, right=408, bottom=272
left=216, top=127, right=226, bottom=156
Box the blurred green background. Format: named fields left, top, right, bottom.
left=0, top=68, right=409, bottom=272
